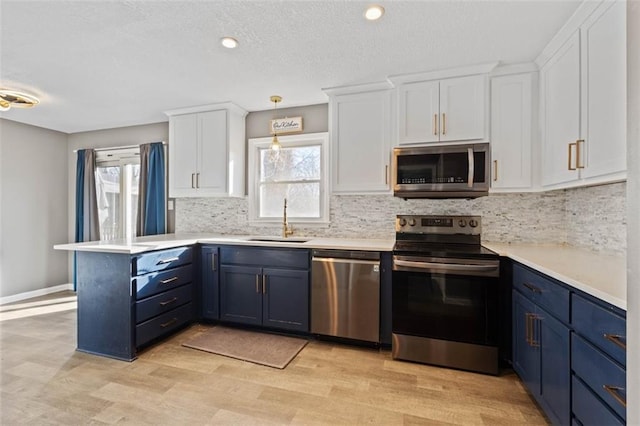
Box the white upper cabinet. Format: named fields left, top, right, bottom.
left=540, top=31, right=582, bottom=187
left=166, top=103, right=247, bottom=198
left=580, top=0, right=626, bottom=180
left=490, top=72, right=534, bottom=191
left=394, top=71, right=490, bottom=145
left=325, top=83, right=392, bottom=194
left=538, top=0, right=626, bottom=189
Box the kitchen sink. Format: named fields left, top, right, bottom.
left=247, top=237, right=310, bottom=243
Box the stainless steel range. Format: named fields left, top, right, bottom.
left=392, top=215, right=500, bottom=375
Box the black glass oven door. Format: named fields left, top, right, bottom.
left=392, top=270, right=498, bottom=346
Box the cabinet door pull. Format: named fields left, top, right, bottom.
left=525, top=313, right=531, bottom=345
left=576, top=139, right=585, bottom=169
left=442, top=113, right=446, bottom=135
left=211, top=253, right=217, bottom=272
left=160, top=318, right=178, bottom=328
left=433, top=114, right=438, bottom=135
left=256, top=275, right=260, bottom=293
left=493, top=160, right=498, bottom=182
left=603, top=385, right=626, bottom=408
left=160, top=276, right=178, bottom=285
left=196, top=172, right=200, bottom=188
left=159, top=297, right=178, bottom=307
left=385, top=165, right=389, bottom=185
left=603, top=333, right=626, bottom=350
left=568, top=142, right=577, bottom=170
left=531, top=315, right=540, bottom=347
left=262, top=275, right=266, bottom=294
left=522, top=282, right=542, bottom=294
left=157, top=257, right=179, bottom=265
left=191, top=173, right=195, bottom=188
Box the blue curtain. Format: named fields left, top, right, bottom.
left=139, top=142, right=166, bottom=235
left=74, top=149, right=99, bottom=290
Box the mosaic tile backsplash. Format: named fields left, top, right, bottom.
left=176, top=182, right=626, bottom=254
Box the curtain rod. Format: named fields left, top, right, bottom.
left=72, top=141, right=166, bottom=153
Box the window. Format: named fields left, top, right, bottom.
left=248, top=132, right=329, bottom=224
left=95, top=148, right=140, bottom=240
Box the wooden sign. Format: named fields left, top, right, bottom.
left=270, top=116, right=303, bottom=134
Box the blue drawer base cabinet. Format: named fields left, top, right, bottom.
left=75, top=247, right=195, bottom=361
left=511, top=262, right=627, bottom=425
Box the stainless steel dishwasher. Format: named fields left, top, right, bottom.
left=311, top=249, right=380, bottom=343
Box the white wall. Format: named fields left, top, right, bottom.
left=626, top=1, right=639, bottom=423
left=0, top=119, right=69, bottom=297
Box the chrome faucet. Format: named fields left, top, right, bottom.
left=282, top=198, right=294, bottom=238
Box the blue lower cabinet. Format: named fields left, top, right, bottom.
left=572, top=375, right=624, bottom=426
left=219, top=246, right=311, bottom=332
left=219, top=265, right=263, bottom=326
left=262, top=268, right=309, bottom=332
left=201, top=245, right=220, bottom=320
left=538, top=310, right=570, bottom=425
left=512, top=291, right=540, bottom=393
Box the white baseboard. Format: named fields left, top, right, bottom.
left=0, top=283, right=74, bottom=305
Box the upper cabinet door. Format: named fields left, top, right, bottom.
left=331, top=90, right=392, bottom=193
left=398, top=80, right=439, bottom=144
left=169, top=114, right=199, bottom=196
left=490, top=73, right=534, bottom=190
left=580, top=1, right=626, bottom=180
left=198, top=110, right=228, bottom=194
left=439, top=75, right=487, bottom=142
left=540, top=31, right=581, bottom=187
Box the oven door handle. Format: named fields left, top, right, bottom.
left=393, top=259, right=498, bottom=275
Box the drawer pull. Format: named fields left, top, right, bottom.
left=603, top=385, right=626, bottom=408
left=159, top=297, right=178, bottom=307
left=603, top=333, right=627, bottom=350
left=160, top=318, right=177, bottom=328
left=523, top=282, right=542, bottom=294
left=160, top=276, right=178, bottom=285
left=157, top=257, right=179, bottom=265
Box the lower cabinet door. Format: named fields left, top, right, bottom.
left=538, top=308, right=571, bottom=426
left=512, top=291, right=540, bottom=393
left=262, top=268, right=309, bottom=332
left=201, top=245, right=220, bottom=320
left=219, top=265, right=262, bottom=326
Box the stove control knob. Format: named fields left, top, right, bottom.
left=469, top=219, right=479, bottom=228
left=458, top=219, right=467, bottom=228
left=408, top=218, right=417, bottom=226
left=398, top=218, right=407, bottom=227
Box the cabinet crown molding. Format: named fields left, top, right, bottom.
left=387, top=62, right=499, bottom=86
left=164, top=102, right=248, bottom=118
left=322, top=81, right=393, bottom=96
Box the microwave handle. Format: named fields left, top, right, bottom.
left=467, top=148, right=474, bottom=188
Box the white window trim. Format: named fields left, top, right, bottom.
left=248, top=132, right=330, bottom=225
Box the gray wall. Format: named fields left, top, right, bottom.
left=0, top=119, right=69, bottom=297
left=246, top=104, right=328, bottom=139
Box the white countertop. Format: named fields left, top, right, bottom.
left=55, top=235, right=626, bottom=310
left=484, top=242, right=626, bottom=311
left=54, top=233, right=396, bottom=254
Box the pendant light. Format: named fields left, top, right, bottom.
left=270, top=95, right=282, bottom=151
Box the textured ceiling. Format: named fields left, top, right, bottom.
left=0, top=0, right=581, bottom=134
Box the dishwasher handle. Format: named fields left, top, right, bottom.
left=312, top=257, right=380, bottom=267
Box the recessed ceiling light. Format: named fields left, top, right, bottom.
left=221, top=37, right=238, bottom=49
left=364, top=5, right=385, bottom=21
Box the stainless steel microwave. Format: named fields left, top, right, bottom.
left=392, top=143, right=490, bottom=199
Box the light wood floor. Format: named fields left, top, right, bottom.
left=1, top=292, right=547, bottom=425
